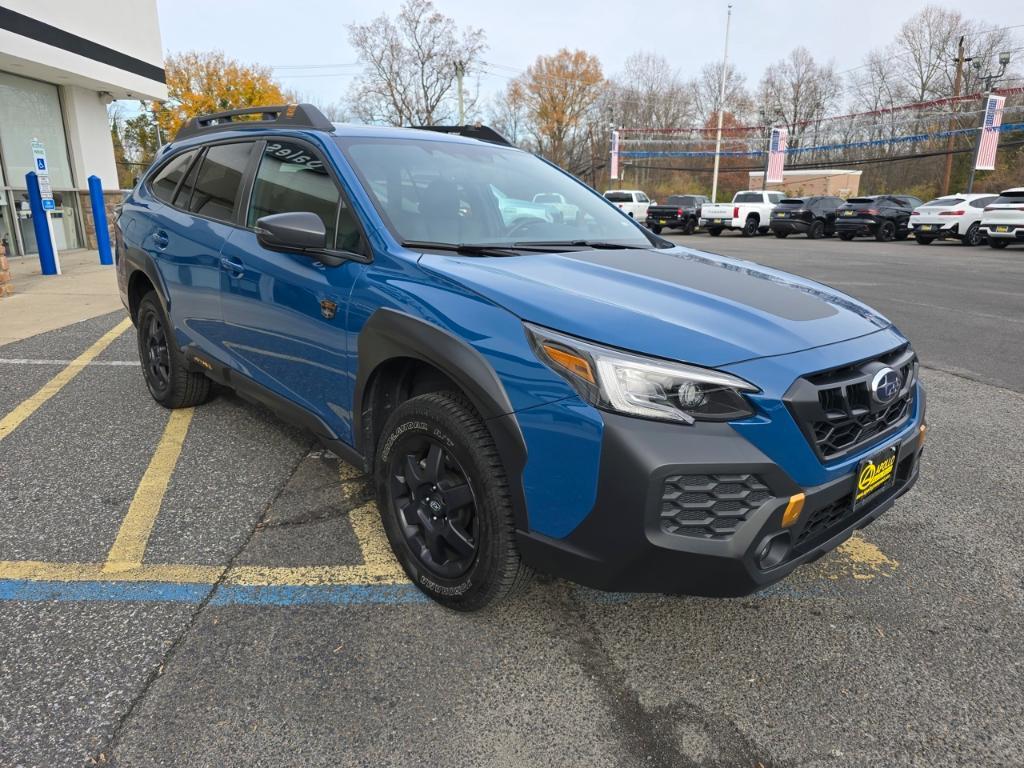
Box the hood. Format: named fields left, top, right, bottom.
left=417, top=246, right=891, bottom=367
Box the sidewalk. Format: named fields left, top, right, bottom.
left=0, top=250, right=123, bottom=346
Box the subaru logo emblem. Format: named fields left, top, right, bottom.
left=871, top=367, right=902, bottom=404
left=428, top=499, right=442, bottom=513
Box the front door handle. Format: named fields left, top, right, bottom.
left=220, top=256, right=245, bottom=277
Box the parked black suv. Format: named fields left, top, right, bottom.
left=769, top=196, right=843, bottom=239
left=835, top=195, right=923, bottom=242
left=645, top=195, right=709, bottom=235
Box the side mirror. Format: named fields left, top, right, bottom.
left=255, top=211, right=326, bottom=252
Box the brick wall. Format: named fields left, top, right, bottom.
left=78, top=190, right=125, bottom=251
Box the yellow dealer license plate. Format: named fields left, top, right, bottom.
left=996, top=225, right=1009, bottom=233
left=659, top=219, right=667, bottom=225
left=853, top=444, right=898, bottom=510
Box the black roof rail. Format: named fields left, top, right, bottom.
left=412, top=124, right=514, bottom=147
left=175, top=103, right=335, bottom=141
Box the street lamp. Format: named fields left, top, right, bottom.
left=966, top=51, right=1012, bottom=192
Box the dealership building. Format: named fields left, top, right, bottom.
left=0, top=1, right=166, bottom=256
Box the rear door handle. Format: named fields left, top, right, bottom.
left=153, top=230, right=169, bottom=250
left=220, top=256, right=245, bottom=277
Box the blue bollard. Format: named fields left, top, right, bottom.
left=25, top=172, right=58, bottom=276
left=88, top=175, right=113, bottom=265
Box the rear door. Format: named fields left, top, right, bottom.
left=217, top=137, right=369, bottom=444
left=144, top=142, right=255, bottom=359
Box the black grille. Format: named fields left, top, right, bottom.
left=660, top=474, right=773, bottom=539
left=786, top=345, right=917, bottom=461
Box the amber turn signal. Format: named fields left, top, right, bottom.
left=781, top=493, right=806, bottom=528
left=542, top=343, right=595, bottom=384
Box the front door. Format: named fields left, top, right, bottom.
left=217, top=138, right=368, bottom=445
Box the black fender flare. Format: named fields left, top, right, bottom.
left=354, top=308, right=530, bottom=530
left=124, top=246, right=172, bottom=322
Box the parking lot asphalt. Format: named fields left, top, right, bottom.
left=0, top=236, right=1022, bottom=767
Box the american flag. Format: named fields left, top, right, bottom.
left=766, top=127, right=788, bottom=184
left=976, top=95, right=1005, bottom=171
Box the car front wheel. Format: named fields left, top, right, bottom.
left=375, top=392, right=533, bottom=610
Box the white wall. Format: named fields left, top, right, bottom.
left=62, top=85, right=119, bottom=191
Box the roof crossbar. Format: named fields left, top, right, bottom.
left=175, top=103, right=335, bottom=140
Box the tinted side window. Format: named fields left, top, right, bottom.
left=188, top=142, right=254, bottom=223
left=970, top=196, right=997, bottom=208
left=248, top=140, right=342, bottom=247
left=636, top=193, right=649, bottom=203
left=149, top=150, right=198, bottom=204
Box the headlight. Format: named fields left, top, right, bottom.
left=525, top=323, right=759, bottom=424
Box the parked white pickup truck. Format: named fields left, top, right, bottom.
left=700, top=190, right=784, bottom=237
left=604, top=189, right=653, bottom=219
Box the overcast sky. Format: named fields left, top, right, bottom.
left=155, top=0, right=1024, bottom=108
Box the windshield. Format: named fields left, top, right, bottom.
left=733, top=192, right=762, bottom=203
left=336, top=136, right=655, bottom=249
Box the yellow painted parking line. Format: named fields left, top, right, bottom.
left=0, top=560, right=222, bottom=583
left=0, top=317, right=132, bottom=443
left=103, top=408, right=194, bottom=572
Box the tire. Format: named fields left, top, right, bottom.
left=989, top=238, right=1009, bottom=249
left=135, top=291, right=212, bottom=409
left=875, top=220, right=896, bottom=242
left=708, top=227, right=723, bottom=237
left=650, top=225, right=662, bottom=235
left=683, top=217, right=696, bottom=235
left=894, top=230, right=910, bottom=241
left=758, top=227, right=770, bottom=235
left=773, top=230, right=789, bottom=239
left=375, top=392, right=533, bottom=611
left=915, top=236, right=934, bottom=245
left=961, top=222, right=982, bottom=247
left=808, top=220, right=825, bottom=240
left=741, top=216, right=758, bottom=237
left=838, top=232, right=856, bottom=241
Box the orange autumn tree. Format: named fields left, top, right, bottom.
left=154, top=51, right=290, bottom=140
left=515, top=49, right=605, bottom=171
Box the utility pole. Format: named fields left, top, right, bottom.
left=455, top=61, right=466, bottom=124
left=966, top=50, right=1012, bottom=193
left=941, top=36, right=965, bottom=196
left=710, top=4, right=732, bottom=204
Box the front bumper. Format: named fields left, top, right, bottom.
left=517, top=400, right=925, bottom=596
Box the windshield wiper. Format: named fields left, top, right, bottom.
left=402, top=240, right=555, bottom=256
left=513, top=240, right=634, bottom=250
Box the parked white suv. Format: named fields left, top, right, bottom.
left=604, top=189, right=652, bottom=219
left=911, top=193, right=998, bottom=246
left=699, top=190, right=784, bottom=237
left=981, top=188, right=1024, bottom=249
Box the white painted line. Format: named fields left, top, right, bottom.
left=0, top=358, right=140, bottom=366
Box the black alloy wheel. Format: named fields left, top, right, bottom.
left=962, top=222, right=982, bottom=247
left=741, top=216, right=758, bottom=237
left=141, top=309, right=171, bottom=397
left=808, top=220, right=825, bottom=239
left=389, top=435, right=478, bottom=579
left=683, top=217, right=696, bottom=235
left=875, top=220, right=896, bottom=242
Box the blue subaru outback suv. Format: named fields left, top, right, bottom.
left=116, top=104, right=926, bottom=610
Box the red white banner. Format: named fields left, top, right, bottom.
left=976, top=95, right=1005, bottom=171
left=610, top=130, right=620, bottom=180
left=766, top=127, right=788, bottom=184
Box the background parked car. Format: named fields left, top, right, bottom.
left=911, top=193, right=997, bottom=246
left=834, top=195, right=923, bottom=242
left=980, top=187, right=1024, bottom=249
left=603, top=189, right=652, bottom=219
left=769, top=195, right=844, bottom=239
left=645, top=194, right=709, bottom=234
left=699, top=190, right=783, bottom=236
left=532, top=192, right=580, bottom=224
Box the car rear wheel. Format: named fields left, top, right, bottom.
left=708, top=228, right=722, bottom=237
left=961, top=222, right=982, bottom=246
left=650, top=225, right=662, bottom=234
left=915, top=236, right=934, bottom=245
left=741, top=216, right=758, bottom=237
left=808, top=220, right=825, bottom=239
left=683, top=217, right=696, bottom=235
left=989, top=239, right=1009, bottom=249
left=136, top=292, right=212, bottom=409
left=875, top=221, right=896, bottom=242
left=376, top=392, right=532, bottom=610
left=838, top=232, right=856, bottom=241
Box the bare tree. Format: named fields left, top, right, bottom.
left=758, top=48, right=840, bottom=146
left=346, top=0, right=486, bottom=126
left=488, top=81, right=531, bottom=146
left=609, top=52, right=695, bottom=129
left=689, top=61, right=755, bottom=127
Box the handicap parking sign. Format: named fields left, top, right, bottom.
left=42, top=199, right=55, bottom=211
left=36, top=157, right=47, bottom=171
